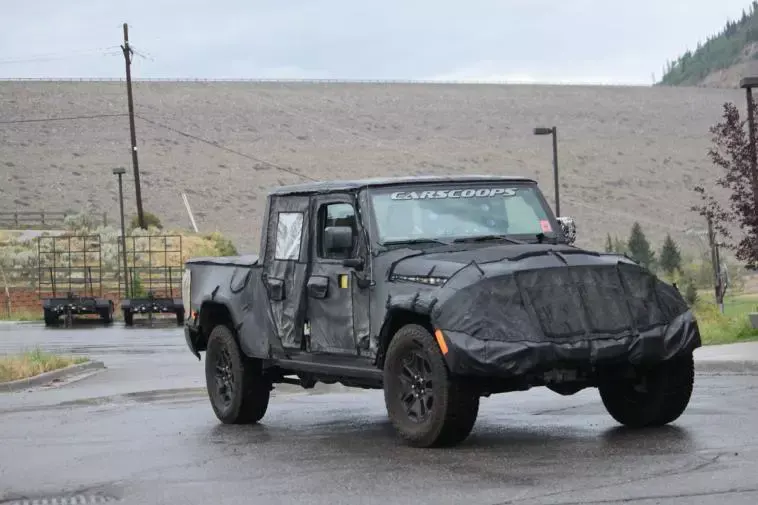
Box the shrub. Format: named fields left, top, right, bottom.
left=129, top=212, right=162, bottom=231
left=684, top=279, right=699, bottom=306
left=130, top=272, right=146, bottom=298
left=63, top=212, right=98, bottom=232
left=209, top=232, right=238, bottom=256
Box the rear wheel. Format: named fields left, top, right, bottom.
left=99, top=303, right=114, bottom=325
left=205, top=324, right=271, bottom=424
left=176, top=309, right=185, bottom=326
left=598, top=353, right=694, bottom=428
left=383, top=324, right=479, bottom=448
left=123, top=309, right=134, bottom=327
left=43, top=309, right=58, bottom=327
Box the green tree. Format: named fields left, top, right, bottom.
left=659, top=233, right=682, bottom=275
left=604, top=233, right=613, bottom=253
left=627, top=222, right=655, bottom=269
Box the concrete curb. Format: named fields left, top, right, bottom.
left=695, top=360, right=758, bottom=374
left=0, top=360, right=106, bottom=393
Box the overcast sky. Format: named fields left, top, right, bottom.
left=0, top=0, right=752, bottom=84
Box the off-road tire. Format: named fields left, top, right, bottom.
left=205, top=324, right=271, bottom=424
left=123, top=309, right=134, bottom=327
left=99, top=303, right=114, bottom=325
left=598, top=353, right=694, bottom=428
left=384, top=324, right=479, bottom=448
left=43, top=309, right=58, bottom=327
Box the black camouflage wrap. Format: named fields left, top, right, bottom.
left=184, top=176, right=699, bottom=381
left=384, top=245, right=700, bottom=377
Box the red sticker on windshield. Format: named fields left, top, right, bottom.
left=540, top=220, right=552, bottom=232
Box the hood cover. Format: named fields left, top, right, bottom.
left=389, top=247, right=701, bottom=377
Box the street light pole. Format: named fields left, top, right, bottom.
left=113, top=167, right=129, bottom=299
left=534, top=126, right=560, bottom=216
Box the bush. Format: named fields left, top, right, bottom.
left=63, top=212, right=98, bottom=232
left=130, top=272, right=146, bottom=298
left=684, top=280, right=699, bottom=306
left=693, top=299, right=758, bottom=345
left=129, top=212, right=162, bottom=231
left=209, top=232, right=238, bottom=256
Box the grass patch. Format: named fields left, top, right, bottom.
left=0, top=308, right=43, bottom=322
left=694, top=294, right=758, bottom=345
left=0, top=347, right=88, bottom=382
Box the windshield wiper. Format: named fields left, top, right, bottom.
left=453, top=234, right=524, bottom=244
left=381, top=238, right=453, bottom=247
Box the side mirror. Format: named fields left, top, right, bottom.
left=556, top=217, right=576, bottom=245
left=324, top=226, right=354, bottom=257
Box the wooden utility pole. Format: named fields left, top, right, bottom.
left=121, top=23, right=146, bottom=229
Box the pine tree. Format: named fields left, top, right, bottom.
left=605, top=234, right=613, bottom=253
left=613, top=237, right=627, bottom=254
left=627, top=222, right=655, bottom=269
left=659, top=233, right=682, bottom=275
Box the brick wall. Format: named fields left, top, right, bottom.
left=1, top=287, right=42, bottom=315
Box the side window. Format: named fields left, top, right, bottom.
left=274, top=212, right=304, bottom=260
left=318, top=202, right=357, bottom=259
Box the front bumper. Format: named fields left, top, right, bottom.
left=440, top=310, right=701, bottom=378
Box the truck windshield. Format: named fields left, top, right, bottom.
left=369, top=183, right=555, bottom=244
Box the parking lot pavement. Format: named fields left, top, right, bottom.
left=0, top=371, right=757, bottom=505
left=2, top=323, right=758, bottom=504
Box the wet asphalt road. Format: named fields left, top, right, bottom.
left=1, top=323, right=757, bottom=505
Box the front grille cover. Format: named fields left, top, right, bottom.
left=436, top=263, right=687, bottom=343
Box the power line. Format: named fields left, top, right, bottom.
left=0, top=47, right=121, bottom=65
left=0, top=113, right=128, bottom=125
left=134, top=113, right=316, bottom=181
left=253, top=91, right=461, bottom=175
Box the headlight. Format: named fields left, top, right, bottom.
left=390, top=274, right=448, bottom=286
left=181, top=268, right=191, bottom=318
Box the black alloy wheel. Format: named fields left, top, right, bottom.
left=384, top=324, right=479, bottom=448
left=204, top=324, right=271, bottom=424
left=398, top=349, right=435, bottom=424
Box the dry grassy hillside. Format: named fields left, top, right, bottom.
left=0, top=80, right=744, bottom=253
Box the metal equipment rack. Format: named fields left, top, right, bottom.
left=118, top=234, right=184, bottom=326
left=37, top=235, right=114, bottom=327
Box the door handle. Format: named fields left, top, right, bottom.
left=265, top=277, right=285, bottom=301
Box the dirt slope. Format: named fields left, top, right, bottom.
left=0, top=80, right=743, bottom=253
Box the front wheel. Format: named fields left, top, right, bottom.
left=598, top=353, right=694, bottom=428
left=205, top=324, right=271, bottom=424
left=383, top=324, right=479, bottom=448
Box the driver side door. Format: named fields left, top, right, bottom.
left=305, top=195, right=364, bottom=355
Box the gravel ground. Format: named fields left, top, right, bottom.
left=0, top=80, right=744, bottom=251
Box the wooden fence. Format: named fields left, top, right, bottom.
left=0, top=211, right=107, bottom=229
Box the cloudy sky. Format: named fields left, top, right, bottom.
left=0, top=0, right=752, bottom=84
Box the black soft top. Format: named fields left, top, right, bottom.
left=269, top=175, right=537, bottom=196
